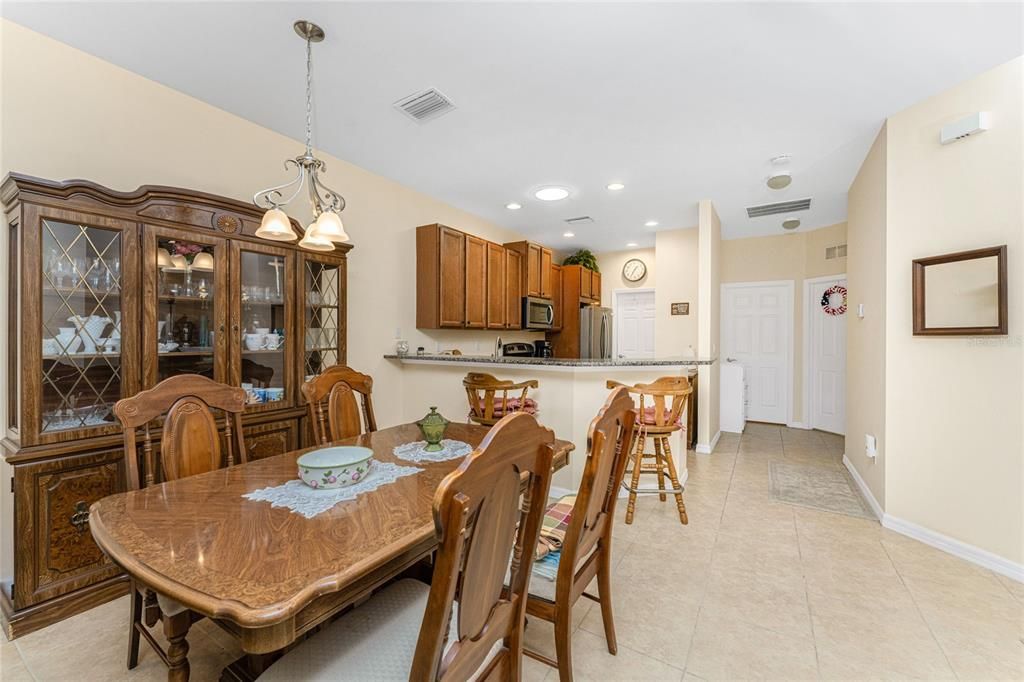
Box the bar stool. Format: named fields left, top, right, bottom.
left=606, top=376, right=692, bottom=525
left=463, top=372, right=539, bottom=426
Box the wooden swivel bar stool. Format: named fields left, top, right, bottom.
left=606, top=377, right=692, bottom=525
left=463, top=372, right=539, bottom=426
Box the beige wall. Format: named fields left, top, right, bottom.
left=697, top=200, right=721, bottom=447
left=720, top=222, right=848, bottom=424
left=846, top=126, right=887, bottom=506
left=0, top=21, right=542, bottom=578
left=883, top=57, right=1022, bottom=564
left=653, top=228, right=700, bottom=356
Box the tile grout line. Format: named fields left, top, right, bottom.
left=11, top=639, right=40, bottom=682
left=792, top=509, right=823, bottom=680
left=878, top=539, right=961, bottom=680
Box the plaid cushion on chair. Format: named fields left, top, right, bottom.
left=534, top=494, right=575, bottom=560
left=476, top=397, right=539, bottom=416
left=639, top=406, right=682, bottom=427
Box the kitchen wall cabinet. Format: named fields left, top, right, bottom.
left=1, top=174, right=350, bottom=638
left=503, top=241, right=554, bottom=299
left=486, top=242, right=506, bottom=329
left=547, top=264, right=602, bottom=357
left=416, top=224, right=466, bottom=329
left=464, top=235, right=487, bottom=329
left=505, top=249, right=522, bottom=329
left=591, top=270, right=602, bottom=304
left=551, top=264, right=563, bottom=330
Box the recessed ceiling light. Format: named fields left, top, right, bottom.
left=505, top=202, right=521, bottom=210
left=644, top=220, right=659, bottom=227
left=782, top=217, right=801, bottom=230
left=563, top=231, right=575, bottom=238
left=767, top=172, right=792, bottom=190
left=626, top=242, right=638, bottom=247
left=606, top=182, right=625, bottom=191
left=535, top=187, right=569, bottom=201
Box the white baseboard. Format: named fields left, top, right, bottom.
left=787, top=421, right=812, bottom=430
left=842, top=454, right=884, bottom=520
left=842, top=456, right=1023, bottom=584
left=695, top=430, right=721, bottom=455
left=882, top=514, right=1024, bottom=584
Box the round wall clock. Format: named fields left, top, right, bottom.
left=622, top=258, right=647, bottom=282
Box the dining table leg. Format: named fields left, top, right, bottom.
left=163, top=609, right=192, bottom=682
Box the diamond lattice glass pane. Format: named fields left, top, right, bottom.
left=304, top=261, right=340, bottom=380
left=156, top=239, right=216, bottom=383
left=41, top=221, right=122, bottom=433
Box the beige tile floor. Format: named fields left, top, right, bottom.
left=3, top=424, right=1022, bottom=680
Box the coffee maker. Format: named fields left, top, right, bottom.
left=533, top=340, right=553, bottom=358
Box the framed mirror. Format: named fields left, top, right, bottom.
left=913, top=245, right=1007, bottom=335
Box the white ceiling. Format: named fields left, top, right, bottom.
left=4, top=2, right=1021, bottom=249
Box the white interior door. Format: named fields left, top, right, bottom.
left=722, top=282, right=792, bottom=424
left=808, top=277, right=847, bottom=434
left=614, top=290, right=655, bottom=358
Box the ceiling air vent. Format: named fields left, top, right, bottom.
left=746, top=198, right=812, bottom=218
left=564, top=216, right=594, bottom=226
left=394, top=88, right=455, bottom=123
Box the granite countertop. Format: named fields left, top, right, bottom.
left=383, top=354, right=716, bottom=367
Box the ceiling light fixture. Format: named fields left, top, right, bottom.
left=606, top=182, right=625, bottom=191
left=563, top=231, right=575, bottom=238
left=535, top=187, right=569, bottom=201
left=505, top=202, right=521, bottom=210
left=770, top=154, right=792, bottom=166
left=253, top=20, right=348, bottom=249
left=782, top=217, right=801, bottom=230
left=766, top=172, right=792, bottom=190
left=626, top=242, right=638, bottom=247
left=644, top=220, right=659, bottom=227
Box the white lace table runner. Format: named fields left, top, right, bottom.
left=393, top=439, right=473, bottom=463
left=243, top=461, right=423, bottom=519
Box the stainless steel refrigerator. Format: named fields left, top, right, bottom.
left=579, top=306, right=613, bottom=359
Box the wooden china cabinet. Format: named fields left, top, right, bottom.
left=0, top=174, right=350, bottom=638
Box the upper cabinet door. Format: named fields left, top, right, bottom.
left=592, top=270, right=602, bottom=304
left=526, top=243, right=542, bottom=297
left=486, top=242, right=506, bottom=329
left=551, top=264, right=563, bottom=330
left=438, top=227, right=466, bottom=328
left=505, top=249, right=522, bottom=329
left=232, top=241, right=295, bottom=411
left=301, top=254, right=347, bottom=382
left=27, top=207, right=140, bottom=445
left=465, top=235, right=487, bottom=328
left=142, top=225, right=229, bottom=390
left=579, top=266, right=593, bottom=299
left=540, top=248, right=553, bottom=298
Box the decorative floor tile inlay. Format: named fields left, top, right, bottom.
left=393, top=439, right=473, bottom=463
left=769, top=461, right=875, bottom=519
left=244, top=461, right=423, bottom=519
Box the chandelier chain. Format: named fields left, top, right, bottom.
left=304, top=35, right=313, bottom=156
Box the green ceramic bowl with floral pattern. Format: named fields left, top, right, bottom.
left=297, top=446, right=373, bottom=489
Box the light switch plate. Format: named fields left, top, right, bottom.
left=865, top=434, right=877, bottom=459
left=858, top=303, right=865, bottom=318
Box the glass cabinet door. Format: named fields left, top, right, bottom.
left=232, top=242, right=294, bottom=410
left=143, top=226, right=228, bottom=387
left=38, top=217, right=136, bottom=438
left=302, top=256, right=346, bottom=381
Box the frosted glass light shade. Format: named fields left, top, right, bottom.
left=191, top=251, right=214, bottom=271
left=256, top=208, right=298, bottom=241
left=314, top=210, right=349, bottom=243
left=166, top=254, right=189, bottom=272
left=298, top=222, right=334, bottom=252
left=156, top=248, right=173, bottom=268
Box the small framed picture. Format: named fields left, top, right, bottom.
left=671, top=302, right=690, bottom=316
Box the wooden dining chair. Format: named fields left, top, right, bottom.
left=113, top=374, right=248, bottom=676
left=259, top=412, right=556, bottom=681
left=522, top=387, right=636, bottom=681
left=301, top=364, right=377, bottom=443
left=464, top=371, right=539, bottom=426
left=607, top=376, right=692, bottom=525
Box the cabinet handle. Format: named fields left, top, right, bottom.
left=69, top=501, right=89, bottom=532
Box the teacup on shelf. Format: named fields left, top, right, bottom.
left=244, top=333, right=265, bottom=351
left=265, top=333, right=281, bottom=350
left=42, top=338, right=60, bottom=356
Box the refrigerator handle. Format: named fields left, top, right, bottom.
left=600, top=315, right=608, bottom=358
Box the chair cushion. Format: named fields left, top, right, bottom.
left=156, top=593, right=188, bottom=618
left=638, top=406, right=682, bottom=427
left=476, top=397, right=538, bottom=416
left=259, top=579, right=499, bottom=681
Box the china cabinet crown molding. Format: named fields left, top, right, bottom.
left=0, top=172, right=351, bottom=639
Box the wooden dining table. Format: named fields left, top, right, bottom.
left=89, top=422, right=573, bottom=681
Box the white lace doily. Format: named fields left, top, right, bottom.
left=393, top=439, right=473, bottom=463
left=243, top=461, right=423, bottom=519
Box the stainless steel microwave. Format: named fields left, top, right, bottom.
left=522, top=296, right=554, bottom=330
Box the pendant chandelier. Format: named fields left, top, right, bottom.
left=253, top=20, right=349, bottom=250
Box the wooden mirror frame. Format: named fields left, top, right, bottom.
left=912, top=245, right=1007, bottom=336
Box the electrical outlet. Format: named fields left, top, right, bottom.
left=865, top=434, right=877, bottom=459
left=395, top=327, right=402, bottom=339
